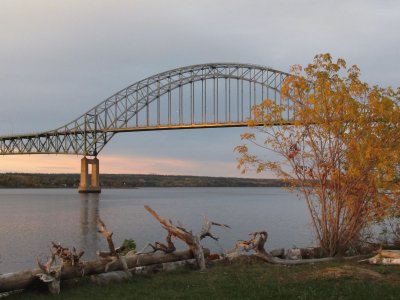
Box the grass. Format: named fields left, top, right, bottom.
left=5, top=259, right=400, bottom=300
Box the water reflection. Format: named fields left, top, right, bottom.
left=79, top=193, right=100, bottom=256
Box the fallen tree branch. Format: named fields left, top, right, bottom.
left=36, top=247, right=61, bottom=295
left=232, top=230, right=358, bottom=265
left=97, top=218, right=123, bottom=257
left=97, top=218, right=130, bottom=274
left=144, top=205, right=229, bottom=270
left=51, top=242, right=84, bottom=267
left=62, top=259, right=199, bottom=287
left=149, top=232, right=176, bottom=254
left=144, top=205, right=207, bottom=269
left=368, top=250, right=400, bottom=265
left=199, top=217, right=231, bottom=241
left=35, top=242, right=85, bottom=294
left=0, top=249, right=208, bottom=293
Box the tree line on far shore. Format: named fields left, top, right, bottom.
left=0, top=173, right=285, bottom=188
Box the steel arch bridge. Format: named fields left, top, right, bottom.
left=0, top=63, right=290, bottom=156
left=0, top=63, right=291, bottom=192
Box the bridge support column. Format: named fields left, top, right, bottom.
left=78, top=157, right=101, bottom=193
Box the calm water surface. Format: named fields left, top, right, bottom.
left=0, top=187, right=313, bottom=273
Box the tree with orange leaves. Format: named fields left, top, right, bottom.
left=236, top=54, right=400, bottom=256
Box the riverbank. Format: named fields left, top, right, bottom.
left=5, top=259, right=400, bottom=299
left=0, top=173, right=285, bottom=188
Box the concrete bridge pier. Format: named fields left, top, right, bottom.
left=78, top=157, right=101, bottom=193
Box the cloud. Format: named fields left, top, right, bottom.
left=0, top=155, right=80, bottom=173
left=100, top=154, right=199, bottom=175
left=1, top=0, right=399, bottom=176
left=0, top=153, right=268, bottom=178
left=100, top=153, right=271, bottom=177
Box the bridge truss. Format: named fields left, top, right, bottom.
left=0, top=63, right=290, bottom=156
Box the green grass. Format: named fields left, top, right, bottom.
left=6, top=260, right=400, bottom=300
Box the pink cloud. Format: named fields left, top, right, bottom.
left=0, top=155, right=80, bottom=173
left=0, top=154, right=269, bottom=178
left=99, top=155, right=240, bottom=177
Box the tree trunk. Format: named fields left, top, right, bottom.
left=232, top=230, right=357, bottom=265
left=85, top=259, right=198, bottom=285
left=0, top=249, right=208, bottom=293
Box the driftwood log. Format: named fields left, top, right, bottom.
left=34, top=242, right=85, bottom=294
left=0, top=249, right=207, bottom=293
left=96, top=218, right=130, bottom=275
left=36, top=247, right=62, bottom=295
left=89, top=258, right=198, bottom=285
left=144, top=205, right=229, bottom=270
left=149, top=232, right=176, bottom=254
left=368, top=250, right=400, bottom=265
left=232, top=231, right=340, bottom=265
left=50, top=242, right=85, bottom=267
left=54, top=258, right=198, bottom=288
left=0, top=210, right=221, bottom=294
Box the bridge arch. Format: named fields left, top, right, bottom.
left=0, top=63, right=290, bottom=157
left=0, top=63, right=293, bottom=192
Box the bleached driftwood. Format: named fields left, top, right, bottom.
left=36, top=248, right=61, bottom=295
left=199, top=217, right=230, bottom=241
left=149, top=232, right=176, bottom=254
left=231, top=230, right=338, bottom=265
left=89, top=258, right=198, bottom=285
left=0, top=249, right=204, bottom=293
left=96, top=218, right=130, bottom=275
left=144, top=205, right=229, bottom=270
left=51, top=242, right=85, bottom=267
left=368, top=250, right=400, bottom=265
left=35, top=242, right=85, bottom=295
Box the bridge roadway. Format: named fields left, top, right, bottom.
left=0, top=63, right=291, bottom=193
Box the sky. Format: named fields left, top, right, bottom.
left=0, top=0, right=399, bottom=177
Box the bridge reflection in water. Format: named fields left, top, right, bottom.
left=0, top=63, right=292, bottom=193
left=79, top=193, right=100, bottom=254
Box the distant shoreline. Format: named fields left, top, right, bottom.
left=0, top=173, right=286, bottom=188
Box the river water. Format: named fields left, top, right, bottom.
left=0, top=187, right=313, bottom=274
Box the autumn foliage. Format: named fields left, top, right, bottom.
left=236, top=54, right=400, bottom=256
